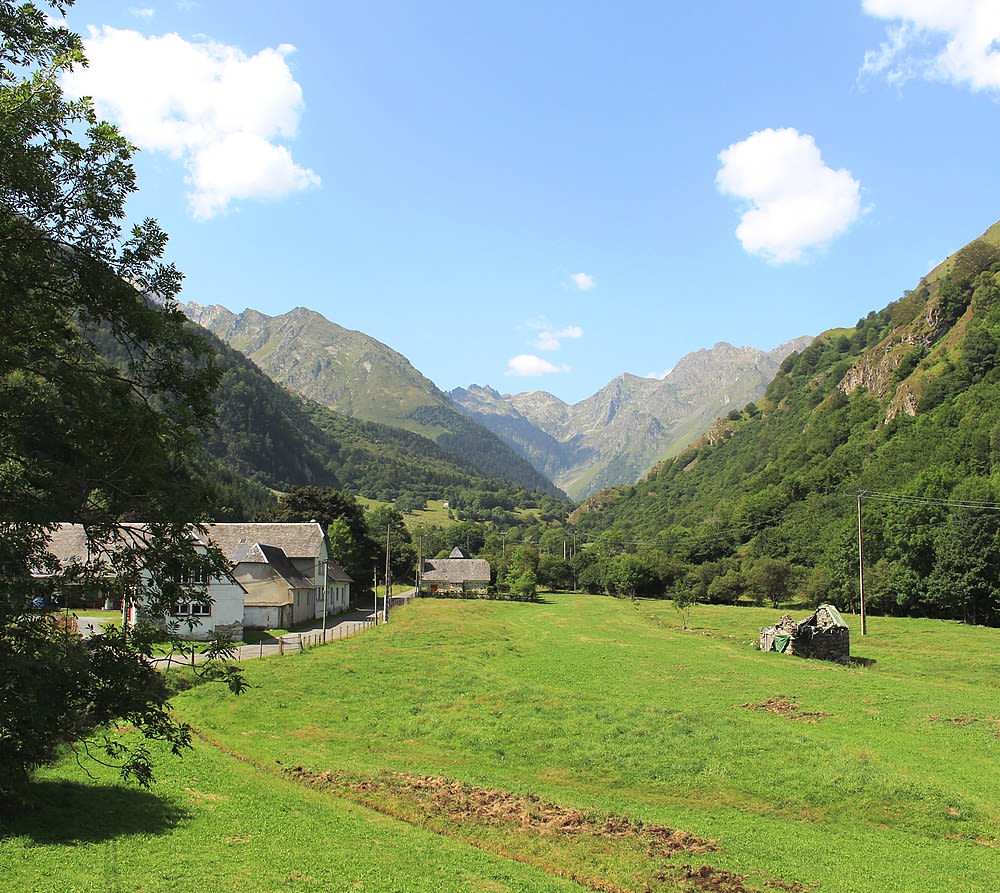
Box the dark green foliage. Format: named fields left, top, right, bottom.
left=573, top=252, right=1000, bottom=625
left=407, top=404, right=566, bottom=498
left=365, top=504, right=415, bottom=583
left=0, top=1, right=243, bottom=794
left=271, top=487, right=378, bottom=591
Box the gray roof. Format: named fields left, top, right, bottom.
left=46, top=524, right=90, bottom=565
left=448, top=546, right=471, bottom=559
left=328, top=562, right=353, bottom=583
left=421, top=557, right=491, bottom=584
left=233, top=542, right=315, bottom=590
left=40, top=523, right=247, bottom=591
left=45, top=523, right=159, bottom=566
left=203, top=523, right=326, bottom=560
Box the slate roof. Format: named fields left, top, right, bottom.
left=232, top=542, right=315, bottom=590
left=202, top=522, right=326, bottom=560
left=421, top=557, right=491, bottom=584
left=328, top=563, right=353, bottom=583
left=45, top=524, right=90, bottom=565
left=40, top=523, right=247, bottom=591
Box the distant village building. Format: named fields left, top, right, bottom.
left=760, top=604, right=850, bottom=662
left=41, top=522, right=353, bottom=640
left=419, top=546, right=491, bottom=596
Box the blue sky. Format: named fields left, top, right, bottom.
left=61, top=1, right=1000, bottom=403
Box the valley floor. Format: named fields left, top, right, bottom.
left=3, top=596, right=999, bottom=892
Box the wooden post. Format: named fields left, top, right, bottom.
left=384, top=524, right=391, bottom=623
left=857, top=493, right=867, bottom=636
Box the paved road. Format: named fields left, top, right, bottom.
left=150, top=606, right=384, bottom=669
left=75, top=615, right=113, bottom=638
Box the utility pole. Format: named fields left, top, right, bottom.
left=502, top=531, right=506, bottom=558
left=857, top=493, right=867, bottom=636
left=321, top=559, right=328, bottom=643
left=384, top=523, right=391, bottom=623
left=373, top=566, right=378, bottom=624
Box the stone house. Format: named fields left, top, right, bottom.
left=419, top=546, right=491, bottom=596
left=41, top=521, right=354, bottom=639
left=760, top=604, right=850, bottom=662
left=43, top=523, right=247, bottom=642
left=202, top=522, right=353, bottom=629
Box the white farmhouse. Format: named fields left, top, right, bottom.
left=44, top=523, right=247, bottom=641
left=202, top=522, right=353, bottom=629
left=42, top=521, right=354, bottom=640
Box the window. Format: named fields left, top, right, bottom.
left=170, top=601, right=211, bottom=617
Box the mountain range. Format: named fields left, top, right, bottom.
left=182, top=303, right=563, bottom=499
left=185, top=302, right=810, bottom=501
left=449, top=338, right=812, bottom=499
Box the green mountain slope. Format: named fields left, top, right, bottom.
left=184, top=304, right=563, bottom=498
left=89, top=314, right=566, bottom=519
left=572, top=222, right=1000, bottom=625
left=201, top=332, right=565, bottom=511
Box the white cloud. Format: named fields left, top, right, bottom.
left=61, top=27, right=319, bottom=219
left=533, top=324, right=583, bottom=351
left=716, top=128, right=862, bottom=264
left=129, top=7, right=155, bottom=17
left=645, top=367, right=674, bottom=380
left=568, top=272, right=595, bottom=291
left=505, top=355, right=570, bottom=376
left=861, top=1, right=1000, bottom=92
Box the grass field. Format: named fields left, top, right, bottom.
left=355, top=496, right=457, bottom=530
left=357, top=496, right=546, bottom=532
left=5, top=595, right=1000, bottom=891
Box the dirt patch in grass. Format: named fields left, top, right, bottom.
left=184, top=787, right=225, bottom=805
left=742, top=697, right=829, bottom=723
left=928, top=713, right=978, bottom=727
left=190, top=727, right=812, bottom=893
left=673, top=863, right=750, bottom=892
left=928, top=713, right=1000, bottom=738
left=286, top=766, right=717, bottom=856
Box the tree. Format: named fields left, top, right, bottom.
left=272, top=487, right=377, bottom=588
left=365, top=504, right=416, bottom=583
left=536, top=554, right=572, bottom=591
left=0, top=1, right=242, bottom=798
left=706, top=568, right=745, bottom=605
left=747, top=557, right=793, bottom=609
left=606, top=554, right=659, bottom=599
left=510, top=568, right=538, bottom=601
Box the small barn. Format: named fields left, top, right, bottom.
left=760, top=604, right=850, bottom=662
left=419, top=547, right=491, bottom=596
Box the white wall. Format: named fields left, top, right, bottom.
left=244, top=604, right=287, bottom=629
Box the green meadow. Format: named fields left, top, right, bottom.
left=4, top=595, right=999, bottom=892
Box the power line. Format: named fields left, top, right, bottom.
left=856, top=490, right=1000, bottom=511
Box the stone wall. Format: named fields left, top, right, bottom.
left=788, top=628, right=850, bottom=662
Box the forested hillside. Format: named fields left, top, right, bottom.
left=572, top=224, right=1000, bottom=626
left=185, top=304, right=564, bottom=498
left=91, top=321, right=568, bottom=520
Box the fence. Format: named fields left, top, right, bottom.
left=274, top=619, right=374, bottom=655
